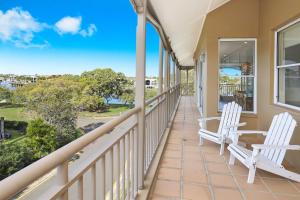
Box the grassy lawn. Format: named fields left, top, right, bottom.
left=0, top=105, right=30, bottom=122
left=79, top=104, right=131, bottom=118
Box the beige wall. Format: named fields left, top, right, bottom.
left=194, top=0, right=300, bottom=168
left=258, top=0, right=300, bottom=168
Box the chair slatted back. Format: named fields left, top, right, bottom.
left=262, top=112, right=297, bottom=165
left=217, top=102, right=242, bottom=140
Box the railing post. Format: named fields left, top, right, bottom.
left=135, top=0, right=147, bottom=189
left=158, top=39, right=164, bottom=94
left=57, top=162, right=68, bottom=200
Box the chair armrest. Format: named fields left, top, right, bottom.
left=230, top=130, right=268, bottom=136
left=224, top=122, right=247, bottom=129
left=252, top=144, right=300, bottom=151
left=198, top=117, right=221, bottom=122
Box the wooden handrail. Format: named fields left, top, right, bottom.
left=0, top=106, right=141, bottom=200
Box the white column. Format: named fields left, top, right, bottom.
left=173, top=60, right=176, bottom=87
left=158, top=39, right=164, bottom=94
left=164, top=50, right=169, bottom=91
left=135, top=0, right=147, bottom=189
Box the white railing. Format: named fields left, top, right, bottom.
left=0, top=84, right=181, bottom=200
left=144, top=84, right=180, bottom=174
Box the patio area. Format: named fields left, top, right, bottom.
left=149, top=96, right=300, bottom=200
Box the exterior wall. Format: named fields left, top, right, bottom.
left=195, top=0, right=260, bottom=131
left=258, top=0, right=300, bottom=168
left=194, top=0, right=300, bottom=168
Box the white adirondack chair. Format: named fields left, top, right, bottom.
left=228, top=112, right=300, bottom=184
left=198, top=102, right=246, bottom=155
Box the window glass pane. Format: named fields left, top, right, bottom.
left=278, top=21, right=300, bottom=65
left=220, top=41, right=255, bottom=75
left=219, top=40, right=256, bottom=112
left=278, top=66, right=300, bottom=107
left=219, top=76, right=254, bottom=112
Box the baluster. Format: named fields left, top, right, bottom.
left=78, top=176, right=83, bottom=200
left=106, top=150, right=113, bottom=200
left=133, top=127, right=138, bottom=196
left=57, top=161, right=68, bottom=200
left=114, top=144, right=120, bottom=200
left=99, top=157, right=105, bottom=200
left=120, top=138, right=125, bottom=200
left=91, top=165, right=96, bottom=200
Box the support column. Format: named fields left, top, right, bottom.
left=164, top=50, right=169, bottom=91
left=173, top=61, right=176, bottom=87
left=158, top=39, right=164, bottom=94
left=135, top=1, right=147, bottom=189
left=186, top=69, right=189, bottom=95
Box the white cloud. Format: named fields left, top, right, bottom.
left=0, top=8, right=97, bottom=48
left=79, top=24, right=97, bottom=37
left=55, top=16, right=82, bottom=35
left=0, top=7, right=49, bottom=48
left=55, top=16, right=97, bottom=37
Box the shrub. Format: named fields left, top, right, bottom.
left=0, top=142, right=36, bottom=180
left=26, top=119, right=57, bottom=158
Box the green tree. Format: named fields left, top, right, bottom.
left=0, top=87, right=12, bottom=102
left=81, top=68, right=128, bottom=103
left=120, top=89, right=135, bottom=107
left=20, top=78, right=81, bottom=147
left=26, top=119, right=57, bottom=158
left=77, top=95, right=107, bottom=112
left=0, top=142, right=36, bottom=180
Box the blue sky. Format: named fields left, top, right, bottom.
left=0, top=0, right=160, bottom=76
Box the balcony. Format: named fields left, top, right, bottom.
left=1, top=0, right=300, bottom=199
left=149, top=96, right=300, bottom=200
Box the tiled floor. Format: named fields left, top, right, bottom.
left=149, top=96, right=300, bottom=200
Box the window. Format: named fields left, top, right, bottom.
left=275, top=19, right=300, bottom=110
left=218, top=39, right=257, bottom=113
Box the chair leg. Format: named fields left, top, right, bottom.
left=247, top=164, right=256, bottom=184
left=229, top=153, right=235, bottom=165
left=199, top=136, right=204, bottom=146
left=220, top=142, right=225, bottom=155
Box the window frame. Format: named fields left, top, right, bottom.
left=218, top=38, right=257, bottom=114
left=274, top=18, right=300, bottom=111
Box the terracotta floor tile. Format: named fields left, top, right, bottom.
left=165, top=144, right=182, bottom=151
left=183, top=151, right=202, bottom=161
left=243, top=191, right=276, bottom=200
left=153, top=180, right=180, bottom=197
left=183, top=168, right=208, bottom=184
left=291, top=182, right=300, bottom=191
left=150, top=195, right=178, bottom=200
left=228, top=163, right=249, bottom=176
left=183, top=146, right=201, bottom=153
left=160, top=158, right=181, bottom=169
left=158, top=167, right=181, bottom=181
left=275, top=194, right=300, bottom=200
left=164, top=150, right=181, bottom=159
left=235, top=175, right=268, bottom=192
left=183, top=184, right=211, bottom=200
left=213, top=187, right=243, bottom=200
left=262, top=179, right=299, bottom=194
left=203, top=154, right=226, bottom=163
left=206, top=163, right=230, bottom=174
left=210, top=174, right=238, bottom=188
left=183, top=160, right=204, bottom=171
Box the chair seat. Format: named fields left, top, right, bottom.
left=199, top=129, right=221, bottom=143
left=228, top=144, right=278, bottom=168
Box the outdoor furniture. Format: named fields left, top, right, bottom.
left=198, top=102, right=246, bottom=155
left=228, top=112, right=300, bottom=183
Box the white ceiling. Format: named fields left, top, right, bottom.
left=149, top=0, right=230, bottom=66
